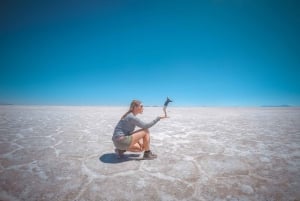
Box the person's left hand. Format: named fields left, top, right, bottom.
left=138, top=141, right=144, bottom=151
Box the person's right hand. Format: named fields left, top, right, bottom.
left=159, top=115, right=169, bottom=119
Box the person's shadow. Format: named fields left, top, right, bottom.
left=99, top=153, right=142, bottom=163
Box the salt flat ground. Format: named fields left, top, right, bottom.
left=0, top=106, right=299, bottom=201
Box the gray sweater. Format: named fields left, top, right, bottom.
left=113, top=113, right=160, bottom=137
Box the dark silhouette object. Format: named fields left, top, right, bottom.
left=163, top=97, right=172, bottom=117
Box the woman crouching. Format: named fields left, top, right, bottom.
left=112, top=100, right=166, bottom=160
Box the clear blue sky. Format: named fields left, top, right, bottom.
left=1, top=0, right=299, bottom=106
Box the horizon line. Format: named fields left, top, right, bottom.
left=0, top=103, right=298, bottom=108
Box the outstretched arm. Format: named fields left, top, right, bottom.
left=129, top=115, right=161, bottom=129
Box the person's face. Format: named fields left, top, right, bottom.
left=137, top=104, right=143, bottom=114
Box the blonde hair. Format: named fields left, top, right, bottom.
left=121, top=100, right=141, bottom=119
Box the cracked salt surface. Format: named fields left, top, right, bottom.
left=0, top=106, right=300, bottom=200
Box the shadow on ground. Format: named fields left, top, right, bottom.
left=99, top=153, right=142, bottom=163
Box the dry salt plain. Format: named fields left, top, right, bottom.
left=0, top=106, right=300, bottom=201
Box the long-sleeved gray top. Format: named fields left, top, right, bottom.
left=113, top=113, right=160, bottom=137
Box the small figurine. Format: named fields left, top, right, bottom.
left=163, top=97, right=172, bottom=117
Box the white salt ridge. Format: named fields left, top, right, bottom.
left=0, top=106, right=300, bottom=200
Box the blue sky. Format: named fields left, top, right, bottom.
left=1, top=0, right=300, bottom=106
